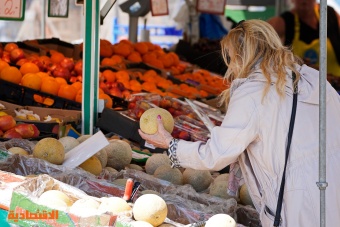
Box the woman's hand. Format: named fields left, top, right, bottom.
left=138, top=115, right=174, bottom=149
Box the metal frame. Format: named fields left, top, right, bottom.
left=318, top=1, right=328, bottom=227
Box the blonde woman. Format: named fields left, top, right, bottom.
left=139, top=20, right=340, bottom=226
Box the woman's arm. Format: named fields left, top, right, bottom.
left=171, top=88, right=260, bottom=171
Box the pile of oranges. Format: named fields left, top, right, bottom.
left=96, top=39, right=187, bottom=75
left=0, top=42, right=113, bottom=108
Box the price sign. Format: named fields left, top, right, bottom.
left=150, top=0, right=169, bottom=16
left=0, top=0, right=26, bottom=21
left=197, top=0, right=227, bottom=15
left=48, top=0, right=69, bottom=18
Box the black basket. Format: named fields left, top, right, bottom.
left=0, top=79, right=81, bottom=110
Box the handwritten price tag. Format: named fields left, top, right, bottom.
left=150, top=0, right=169, bottom=16
left=0, top=0, right=25, bottom=20
left=197, top=0, right=227, bottom=15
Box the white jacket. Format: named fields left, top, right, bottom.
left=175, top=64, right=340, bottom=226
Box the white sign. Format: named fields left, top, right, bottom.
left=0, top=0, right=25, bottom=20
left=62, top=130, right=109, bottom=169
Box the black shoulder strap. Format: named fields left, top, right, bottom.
left=273, top=72, right=298, bottom=226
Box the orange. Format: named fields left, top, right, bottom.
left=16, top=59, right=28, bottom=67
left=100, top=39, right=113, bottom=58
left=71, top=81, right=82, bottom=91
left=75, top=89, right=82, bottom=103
left=58, top=84, right=77, bottom=100
left=40, top=78, right=60, bottom=96
left=20, top=62, right=40, bottom=76
left=36, top=72, right=50, bottom=79
left=122, top=90, right=131, bottom=99
left=144, top=42, right=155, bottom=51
left=39, top=55, right=52, bottom=64
left=159, top=54, right=174, bottom=68
left=0, top=60, right=9, bottom=73
left=145, top=59, right=164, bottom=69
left=98, top=88, right=104, bottom=94
left=0, top=66, right=22, bottom=84
left=50, top=52, right=65, bottom=64
left=168, top=52, right=180, bottom=66
left=111, top=55, right=123, bottom=64
left=142, top=81, right=157, bottom=92
left=99, top=93, right=113, bottom=108
left=102, top=70, right=116, bottom=83
left=41, top=76, right=55, bottom=83
left=43, top=97, right=55, bottom=106
left=129, top=79, right=142, bottom=92
left=142, top=52, right=157, bottom=62
left=33, top=94, right=44, bottom=103
left=55, top=77, right=68, bottom=85
left=115, top=70, right=129, bottom=82
left=133, top=42, right=148, bottom=55
left=112, top=43, right=132, bottom=57
left=127, top=52, right=142, bottom=63
left=4, top=43, right=18, bottom=52
left=21, top=73, right=42, bottom=90
left=101, top=58, right=117, bottom=67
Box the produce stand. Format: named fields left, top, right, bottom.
left=0, top=0, right=331, bottom=226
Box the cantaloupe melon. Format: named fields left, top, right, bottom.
left=94, top=146, right=108, bottom=168
left=8, top=147, right=29, bottom=156
left=154, top=165, right=183, bottom=185
left=140, top=107, right=174, bottom=134
left=209, top=181, right=234, bottom=200
left=112, top=178, right=128, bottom=187
left=76, top=134, right=92, bottom=143
left=79, top=156, right=103, bottom=176
left=158, top=224, right=175, bottom=227
left=145, top=154, right=171, bottom=175
left=38, top=190, right=72, bottom=211
left=33, top=138, right=65, bottom=165
left=214, top=173, right=229, bottom=183
left=141, top=190, right=161, bottom=196
left=205, top=213, right=236, bottom=227
left=76, top=135, right=109, bottom=168
left=131, top=221, right=153, bottom=227
left=133, top=194, right=167, bottom=226
left=106, top=140, right=132, bottom=170
left=97, top=196, right=132, bottom=215
left=58, top=136, right=80, bottom=152
left=239, top=184, right=253, bottom=206
left=126, top=164, right=144, bottom=171
left=69, top=197, right=100, bottom=217
left=105, top=166, right=118, bottom=174
left=183, top=168, right=213, bottom=192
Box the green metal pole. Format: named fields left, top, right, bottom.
left=82, top=0, right=100, bottom=135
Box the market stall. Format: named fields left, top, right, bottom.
left=0, top=0, right=333, bottom=226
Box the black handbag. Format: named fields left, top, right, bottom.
left=273, top=72, right=298, bottom=226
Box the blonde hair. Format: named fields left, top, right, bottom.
left=219, top=19, right=302, bottom=108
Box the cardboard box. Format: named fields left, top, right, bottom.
left=96, top=108, right=166, bottom=153
left=24, top=38, right=82, bottom=60
left=8, top=174, right=116, bottom=227
left=0, top=100, right=81, bottom=137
